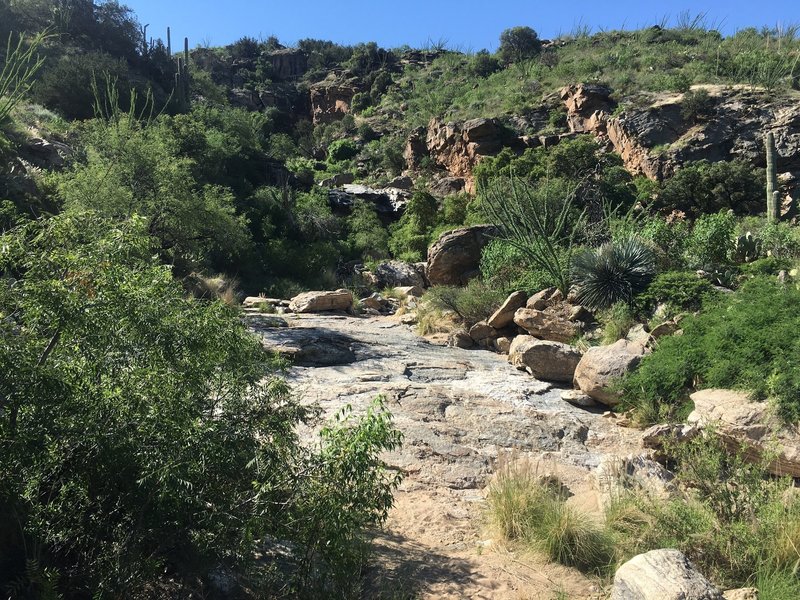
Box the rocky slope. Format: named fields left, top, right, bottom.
left=248, top=310, right=642, bottom=598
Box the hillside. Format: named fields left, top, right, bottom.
left=3, top=2, right=800, bottom=598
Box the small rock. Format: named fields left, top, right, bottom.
left=394, top=285, right=424, bottom=298
left=650, top=321, right=679, bottom=339
left=626, top=323, right=652, bottom=347
left=526, top=287, right=557, bottom=310
left=494, top=336, right=512, bottom=354
left=400, top=313, right=418, bottom=325
left=568, top=304, right=593, bottom=323
left=561, top=389, right=597, bottom=407
left=360, top=295, right=386, bottom=311
left=723, top=589, right=758, bottom=600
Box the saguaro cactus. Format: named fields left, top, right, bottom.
left=171, top=35, right=191, bottom=111
left=766, top=131, right=779, bottom=222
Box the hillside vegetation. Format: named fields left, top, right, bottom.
left=2, top=0, right=800, bottom=597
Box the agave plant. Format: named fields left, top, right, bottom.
left=572, top=237, right=657, bottom=310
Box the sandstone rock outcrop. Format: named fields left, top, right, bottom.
left=310, top=81, right=359, bottom=124
left=611, top=549, right=723, bottom=600
left=328, top=184, right=411, bottom=219
left=267, top=48, right=307, bottom=79
left=508, top=336, right=582, bottom=383
left=560, top=84, right=615, bottom=133
left=574, top=339, right=646, bottom=405
left=289, top=289, right=353, bottom=313
left=688, top=388, right=800, bottom=478
left=426, top=225, right=498, bottom=286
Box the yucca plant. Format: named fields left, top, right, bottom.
left=572, top=237, right=657, bottom=310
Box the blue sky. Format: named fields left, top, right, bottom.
left=125, top=0, right=800, bottom=50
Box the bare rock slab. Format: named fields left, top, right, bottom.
left=513, top=308, right=579, bottom=343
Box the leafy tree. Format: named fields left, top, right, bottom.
left=0, top=212, right=402, bottom=596
left=498, top=26, right=542, bottom=64
left=347, top=200, right=389, bottom=260
left=388, top=191, right=438, bottom=261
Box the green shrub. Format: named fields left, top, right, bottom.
left=598, top=301, right=637, bottom=344
left=739, top=256, right=792, bottom=277
left=680, top=88, right=715, bottom=123
left=685, top=211, right=737, bottom=268
left=388, top=191, right=438, bottom=261
left=640, top=216, right=690, bottom=270
left=623, top=277, right=800, bottom=423
left=572, top=237, right=657, bottom=310
left=498, top=26, right=542, bottom=64
left=0, top=213, right=402, bottom=596
left=635, top=271, right=717, bottom=316
left=424, top=280, right=505, bottom=327
left=468, top=51, right=501, bottom=77
left=479, top=239, right=554, bottom=294
left=327, top=139, right=359, bottom=162
left=607, top=432, right=800, bottom=589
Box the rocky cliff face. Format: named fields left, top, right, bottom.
left=309, top=80, right=359, bottom=124
left=560, top=84, right=800, bottom=201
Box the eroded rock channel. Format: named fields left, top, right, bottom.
left=249, top=311, right=641, bottom=598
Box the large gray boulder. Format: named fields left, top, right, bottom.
left=513, top=308, right=579, bottom=343
left=573, top=339, right=645, bottom=406
left=508, top=336, right=582, bottom=383
left=289, top=289, right=353, bottom=313
left=611, top=549, right=723, bottom=600
left=367, top=260, right=426, bottom=289
left=426, top=225, right=498, bottom=286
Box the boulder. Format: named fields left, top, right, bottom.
left=567, top=304, right=593, bottom=323
left=387, top=175, right=414, bottom=190
left=289, top=289, right=353, bottom=313
left=393, top=285, right=424, bottom=298
left=319, top=172, right=355, bottom=187
left=487, top=291, right=528, bottom=329
left=513, top=308, right=579, bottom=343
left=560, top=84, right=615, bottom=133
left=468, top=321, right=497, bottom=342
left=688, top=389, right=800, bottom=478
left=360, top=294, right=387, bottom=311
left=309, top=81, right=358, bottom=124
left=368, top=260, right=426, bottom=289
left=447, top=330, right=473, bottom=349
left=574, top=339, right=646, bottom=406
left=328, top=184, right=411, bottom=219
left=650, top=320, right=680, bottom=339
left=611, top=549, right=723, bottom=600
left=508, top=336, right=582, bottom=383
left=595, top=454, right=675, bottom=511
left=527, top=287, right=558, bottom=309
left=426, top=225, right=498, bottom=286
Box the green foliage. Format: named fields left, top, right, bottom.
left=0, top=31, right=47, bottom=125
left=480, top=239, right=553, bottom=294
left=653, top=160, right=764, bottom=218
left=622, top=277, right=800, bottom=423
left=640, top=216, right=690, bottom=270
left=388, top=191, right=438, bottom=262
left=488, top=459, right=615, bottom=575
left=0, top=213, right=402, bottom=596
left=424, top=280, right=505, bottom=327
left=598, top=301, right=636, bottom=344
left=680, top=88, right=714, bottom=123
left=572, top=237, right=657, bottom=310
left=480, top=177, right=585, bottom=294
left=498, top=27, right=542, bottom=64
left=327, top=138, right=359, bottom=162
left=468, top=50, right=501, bottom=77
left=685, top=211, right=737, bottom=268
left=347, top=200, right=389, bottom=260
left=635, top=271, right=717, bottom=316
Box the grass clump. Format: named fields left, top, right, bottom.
left=606, top=432, right=800, bottom=592
left=487, top=459, right=615, bottom=575
left=423, top=280, right=505, bottom=328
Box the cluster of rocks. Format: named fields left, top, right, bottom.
left=444, top=286, right=661, bottom=408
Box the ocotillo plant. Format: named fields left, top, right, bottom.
left=766, top=131, right=779, bottom=222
